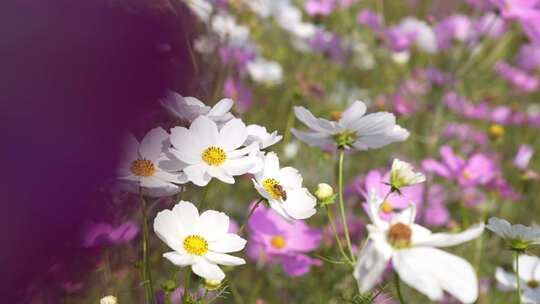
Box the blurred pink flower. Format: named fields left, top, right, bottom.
left=514, top=144, right=534, bottom=170
left=422, top=145, right=497, bottom=187
left=517, top=43, right=540, bottom=70
left=443, top=123, right=488, bottom=145
left=82, top=221, right=139, bottom=248
left=247, top=204, right=322, bottom=277
left=223, top=76, right=252, bottom=113
left=422, top=184, right=450, bottom=227
left=495, top=61, right=539, bottom=92
left=359, top=169, right=424, bottom=221
left=357, top=9, right=384, bottom=34
left=305, top=0, right=336, bottom=16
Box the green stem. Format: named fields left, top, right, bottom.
left=228, top=279, right=245, bottom=304
left=140, top=190, right=156, bottom=304
left=238, top=198, right=264, bottom=236
left=325, top=205, right=353, bottom=266
left=515, top=251, right=523, bottom=304
left=182, top=268, right=191, bottom=304
left=337, top=151, right=355, bottom=262
left=394, top=272, right=407, bottom=304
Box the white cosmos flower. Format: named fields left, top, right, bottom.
left=154, top=201, right=247, bottom=281
left=211, top=13, right=250, bottom=46
left=161, top=91, right=234, bottom=126
left=169, top=115, right=257, bottom=186
left=252, top=152, right=316, bottom=220
left=354, top=190, right=484, bottom=303
left=291, top=100, right=409, bottom=150
left=496, top=255, right=540, bottom=304
left=487, top=217, right=540, bottom=251
left=117, top=127, right=187, bottom=197
left=245, top=124, right=283, bottom=149
left=390, top=158, right=426, bottom=191
left=246, top=58, right=283, bottom=85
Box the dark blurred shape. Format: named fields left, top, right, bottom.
left=1, top=0, right=196, bottom=301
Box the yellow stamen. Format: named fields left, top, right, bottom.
left=462, top=169, right=472, bottom=180
left=270, top=235, right=286, bottom=249
left=263, top=178, right=285, bottom=200
left=202, top=146, right=227, bottom=166
left=130, top=159, right=155, bottom=177
left=489, top=124, right=505, bottom=139
left=330, top=111, right=342, bottom=121
left=183, top=235, right=208, bottom=255
left=380, top=201, right=393, bottom=214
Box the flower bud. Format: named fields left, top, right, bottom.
left=315, top=183, right=334, bottom=201
left=204, top=279, right=222, bottom=291
left=100, top=295, right=118, bottom=304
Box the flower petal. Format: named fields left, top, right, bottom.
left=515, top=255, right=540, bottom=282
left=163, top=251, right=195, bottom=266
left=139, top=127, right=169, bottom=160
left=340, top=101, right=366, bottom=129
left=208, top=233, right=247, bottom=253
left=170, top=127, right=204, bottom=165
left=217, top=118, right=247, bottom=151
left=208, top=98, right=233, bottom=117
left=353, top=242, right=390, bottom=293
left=413, top=223, right=484, bottom=247
left=291, top=129, right=333, bottom=148
left=199, top=210, right=230, bottom=242
left=172, top=201, right=200, bottom=234
left=190, top=115, right=218, bottom=147
left=184, top=164, right=211, bottom=187
left=191, top=259, right=225, bottom=281
left=205, top=252, right=245, bottom=266
left=495, top=267, right=518, bottom=291
left=281, top=188, right=317, bottom=220
left=294, top=106, right=337, bottom=133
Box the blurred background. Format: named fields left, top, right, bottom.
left=3, top=0, right=540, bottom=303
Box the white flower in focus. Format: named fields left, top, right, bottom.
left=169, top=116, right=257, bottom=186
left=211, top=13, right=250, bottom=46
left=245, top=124, right=283, bottom=149
left=253, top=152, right=317, bottom=220
left=291, top=100, right=409, bottom=150
left=100, top=295, right=118, bottom=304
left=161, top=92, right=234, bottom=126
left=390, top=159, right=426, bottom=191
left=154, top=201, right=247, bottom=281
left=487, top=217, right=540, bottom=251
left=246, top=58, right=283, bottom=85
left=496, top=255, right=540, bottom=303
left=117, top=127, right=187, bottom=197
left=354, top=190, right=484, bottom=303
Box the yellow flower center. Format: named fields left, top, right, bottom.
left=330, top=111, right=342, bottom=121
left=130, top=159, right=156, bottom=177
left=528, top=280, right=539, bottom=288
left=388, top=223, right=412, bottom=249
left=183, top=235, right=208, bottom=255
left=489, top=124, right=505, bottom=139
left=270, top=235, right=286, bottom=249
left=462, top=169, right=472, bottom=180
left=380, top=201, right=394, bottom=214
left=202, top=146, right=227, bottom=166
left=263, top=178, right=286, bottom=200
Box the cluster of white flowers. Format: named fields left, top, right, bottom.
left=118, top=94, right=319, bottom=282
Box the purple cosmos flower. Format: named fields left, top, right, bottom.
left=82, top=221, right=139, bottom=248
left=305, top=0, right=337, bottom=16
left=514, top=144, right=534, bottom=170
left=475, top=13, right=507, bottom=38
left=491, top=0, right=540, bottom=20
left=247, top=204, right=322, bottom=276
left=495, top=61, right=539, bottom=92
left=357, top=9, right=384, bottom=34
left=443, top=123, right=488, bottom=145
left=422, top=184, right=450, bottom=227
left=223, top=76, right=252, bottom=113
left=359, top=169, right=424, bottom=221
left=517, top=43, right=540, bottom=70
left=422, top=145, right=497, bottom=187
left=444, top=92, right=491, bottom=120
left=435, top=15, right=473, bottom=50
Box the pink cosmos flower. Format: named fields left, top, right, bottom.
left=514, top=144, right=534, bottom=170
left=359, top=169, right=424, bottom=221
left=495, top=61, right=539, bottom=92
left=223, top=76, right=252, bottom=113
left=422, top=185, right=450, bottom=227
left=422, top=145, right=497, bottom=187
left=517, top=43, right=540, bottom=70
left=82, top=221, right=139, bottom=248
left=305, top=0, right=337, bottom=16
left=247, top=204, right=322, bottom=277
